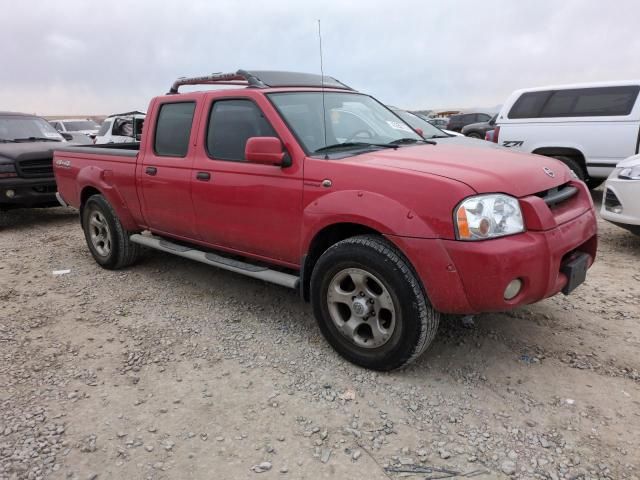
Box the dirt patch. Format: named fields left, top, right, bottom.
left=1, top=201, right=638, bottom=480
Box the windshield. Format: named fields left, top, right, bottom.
left=392, top=110, right=450, bottom=139
left=0, top=116, right=64, bottom=142
left=268, top=92, right=422, bottom=154
left=64, top=120, right=99, bottom=131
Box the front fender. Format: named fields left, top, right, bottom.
left=77, top=166, right=139, bottom=231
left=301, top=190, right=436, bottom=253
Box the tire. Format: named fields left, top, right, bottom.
left=81, top=194, right=140, bottom=269
left=550, top=155, right=587, bottom=181
left=310, top=235, right=439, bottom=371
left=466, top=132, right=482, bottom=139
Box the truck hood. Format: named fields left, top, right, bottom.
left=433, top=135, right=502, bottom=149
left=346, top=143, right=572, bottom=197
left=0, top=142, right=59, bottom=162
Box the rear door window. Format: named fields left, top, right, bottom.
left=570, top=86, right=639, bottom=116
left=207, top=99, right=277, bottom=162
left=154, top=102, right=196, bottom=157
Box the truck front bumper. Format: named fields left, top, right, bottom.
left=0, top=177, right=58, bottom=209
left=388, top=208, right=598, bottom=315
left=600, top=177, right=640, bottom=235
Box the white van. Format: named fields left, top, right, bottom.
left=495, top=81, right=640, bottom=188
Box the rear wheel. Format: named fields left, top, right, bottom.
left=310, top=235, right=439, bottom=370
left=81, top=194, right=140, bottom=269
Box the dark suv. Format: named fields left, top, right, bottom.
left=446, top=112, right=492, bottom=133
left=0, top=112, right=64, bottom=210
left=461, top=114, right=497, bottom=139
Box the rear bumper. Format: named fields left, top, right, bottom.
left=388, top=207, right=598, bottom=314
left=0, top=177, right=58, bottom=209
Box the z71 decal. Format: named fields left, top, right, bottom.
left=502, top=140, right=524, bottom=148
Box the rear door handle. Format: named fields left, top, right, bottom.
left=145, top=166, right=157, bottom=176
left=196, top=172, right=211, bottom=181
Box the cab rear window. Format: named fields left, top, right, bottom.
left=154, top=102, right=196, bottom=157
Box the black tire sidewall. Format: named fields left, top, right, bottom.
left=552, top=155, right=586, bottom=181
left=311, top=241, right=425, bottom=370
left=82, top=196, right=120, bottom=269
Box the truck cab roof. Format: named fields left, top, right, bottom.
left=167, top=70, right=353, bottom=94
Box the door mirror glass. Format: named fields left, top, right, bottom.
left=245, top=137, right=286, bottom=166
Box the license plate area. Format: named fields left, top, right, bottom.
left=560, top=252, right=590, bottom=295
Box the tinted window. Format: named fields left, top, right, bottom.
left=570, top=87, right=639, bottom=116
left=207, top=99, right=276, bottom=161
left=477, top=113, right=491, bottom=122
left=510, top=86, right=639, bottom=119
left=508, top=91, right=551, bottom=119
left=154, top=102, right=195, bottom=157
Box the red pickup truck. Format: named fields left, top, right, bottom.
left=53, top=70, right=597, bottom=370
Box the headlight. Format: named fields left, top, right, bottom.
left=618, top=165, right=640, bottom=180
left=455, top=194, right=524, bottom=241
left=0, top=163, right=17, bottom=179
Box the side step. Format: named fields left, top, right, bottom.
left=130, top=234, right=299, bottom=289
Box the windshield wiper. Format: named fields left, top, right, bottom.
left=12, top=137, right=62, bottom=143
left=0, top=139, right=18, bottom=143
left=387, top=137, right=436, bottom=145
left=314, top=142, right=399, bottom=153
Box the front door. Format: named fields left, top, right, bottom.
left=139, top=99, right=200, bottom=240
left=191, top=95, right=303, bottom=265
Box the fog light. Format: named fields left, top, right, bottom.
left=504, top=279, right=522, bottom=300
left=5, top=189, right=15, bottom=198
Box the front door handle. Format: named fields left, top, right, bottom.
left=196, top=172, right=211, bottom=181
left=145, top=166, right=157, bottom=176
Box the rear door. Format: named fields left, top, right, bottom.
left=191, top=92, right=303, bottom=265
left=139, top=98, right=200, bottom=240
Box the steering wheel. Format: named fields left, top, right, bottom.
left=344, top=130, right=373, bottom=143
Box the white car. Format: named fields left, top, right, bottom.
left=601, top=154, right=640, bottom=235
left=495, top=81, right=640, bottom=188
left=95, top=111, right=145, bottom=144
left=49, top=118, right=100, bottom=139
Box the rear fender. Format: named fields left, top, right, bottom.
left=77, top=166, right=138, bottom=231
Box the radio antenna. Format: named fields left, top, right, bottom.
left=318, top=19, right=329, bottom=159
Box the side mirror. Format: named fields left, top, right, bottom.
left=414, top=128, right=424, bottom=137
left=489, top=115, right=497, bottom=126
left=60, top=132, right=73, bottom=141
left=245, top=137, right=287, bottom=166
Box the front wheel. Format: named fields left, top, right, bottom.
left=81, top=194, right=140, bottom=269
left=466, top=132, right=482, bottom=139
left=310, top=235, right=439, bottom=370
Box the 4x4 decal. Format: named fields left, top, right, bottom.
left=502, top=140, right=524, bottom=148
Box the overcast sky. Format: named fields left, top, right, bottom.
left=3, top=0, right=639, bottom=115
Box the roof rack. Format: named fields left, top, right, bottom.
left=168, top=69, right=353, bottom=94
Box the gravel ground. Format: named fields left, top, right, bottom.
left=1, top=192, right=638, bottom=480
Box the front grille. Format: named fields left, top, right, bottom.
left=604, top=188, right=622, bottom=211
left=32, top=185, right=57, bottom=193
left=534, top=183, right=578, bottom=208
left=16, top=158, right=53, bottom=178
